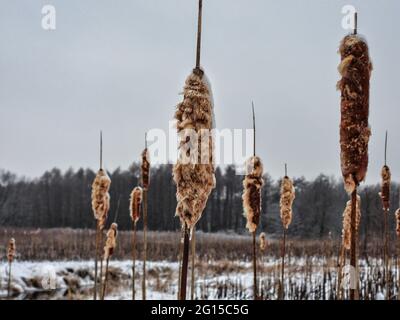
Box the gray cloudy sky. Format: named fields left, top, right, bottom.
left=1, top=0, right=400, bottom=183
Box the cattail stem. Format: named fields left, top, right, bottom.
left=195, top=0, right=203, bottom=69
left=335, top=238, right=341, bottom=297
left=397, top=239, right=400, bottom=300
left=132, top=221, right=137, bottom=300
left=100, top=130, right=103, bottom=169
left=93, top=222, right=100, bottom=300
left=252, top=231, right=258, bottom=300
left=355, top=227, right=360, bottom=300
left=252, top=102, right=256, bottom=157
left=384, top=209, right=390, bottom=299
left=350, top=187, right=358, bottom=300
left=259, top=245, right=264, bottom=300
left=190, top=226, right=196, bottom=300
left=7, top=261, right=12, bottom=298
left=384, top=131, right=388, bottom=166
left=353, top=12, right=357, bottom=35
left=99, top=230, right=104, bottom=296
left=280, top=228, right=287, bottom=300
left=101, top=257, right=110, bottom=300
left=179, top=223, right=190, bottom=300
left=177, top=225, right=185, bottom=299
left=337, top=244, right=346, bottom=300
left=142, top=189, right=148, bottom=300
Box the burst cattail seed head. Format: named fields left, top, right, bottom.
left=338, top=35, right=372, bottom=190
left=104, top=223, right=118, bottom=260
left=173, top=70, right=215, bottom=229
left=395, top=208, right=400, bottom=238
left=280, top=176, right=295, bottom=230
left=344, top=174, right=356, bottom=195
left=141, top=149, right=150, bottom=190
left=342, top=201, right=351, bottom=250
left=7, top=238, right=16, bottom=263
left=342, top=195, right=361, bottom=250
left=91, top=169, right=111, bottom=226
left=242, top=156, right=264, bottom=233
left=130, top=186, right=143, bottom=223
left=379, top=165, right=391, bottom=211
left=259, top=232, right=267, bottom=251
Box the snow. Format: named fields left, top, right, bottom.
left=1, top=256, right=398, bottom=300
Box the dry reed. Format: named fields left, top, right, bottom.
left=129, top=186, right=142, bottom=300
left=379, top=164, right=391, bottom=299
left=337, top=196, right=361, bottom=299
left=279, top=174, right=295, bottom=300
left=242, top=155, right=264, bottom=299
left=7, top=238, right=16, bottom=298
left=173, top=68, right=215, bottom=300
left=91, top=168, right=111, bottom=300
left=141, top=147, right=150, bottom=300
left=396, top=207, right=400, bottom=300
left=101, top=222, right=118, bottom=300
left=173, top=1, right=215, bottom=298
left=337, top=19, right=372, bottom=300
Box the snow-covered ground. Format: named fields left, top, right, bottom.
left=0, top=260, right=179, bottom=300
left=0, top=257, right=394, bottom=300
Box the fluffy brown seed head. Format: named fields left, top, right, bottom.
left=379, top=165, right=391, bottom=211
left=338, top=35, right=372, bottom=189
left=91, top=169, right=111, bottom=225
left=7, top=238, right=16, bottom=263
left=395, top=208, right=400, bottom=238
left=344, top=174, right=356, bottom=195
left=104, top=223, right=118, bottom=259
left=141, top=149, right=150, bottom=190
left=342, top=201, right=351, bottom=250
left=280, top=176, right=295, bottom=230
left=259, top=232, right=267, bottom=251
left=242, top=156, right=264, bottom=233
left=130, top=186, right=143, bottom=223
left=98, top=211, right=107, bottom=231
left=173, top=70, right=215, bottom=229
left=341, top=195, right=361, bottom=250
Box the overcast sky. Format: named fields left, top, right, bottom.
left=1, top=0, right=400, bottom=183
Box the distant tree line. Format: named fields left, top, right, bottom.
left=0, top=166, right=398, bottom=241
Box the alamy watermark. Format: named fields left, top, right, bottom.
left=341, top=5, right=356, bottom=31
left=41, top=5, right=56, bottom=30
left=146, top=121, right=255, bottom=175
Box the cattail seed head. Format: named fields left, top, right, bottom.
left=259, top=232, right=267, bottom=251
left=7, top=238, right=16, bottom=263
left=91, top=169, right=111, bottom=227
left=379, top=165, right=391, bottom=211
left=342, top=202, right=351, bottom=250
left=104, top=223, right=118, bottom=260
left=130, top=186, right=143, bottom=223
left=395, top=208, right=400, bottom=238
left=280, top=176, right=295, bottom=230
left=242, top=156, right=264, bottom=233
left=341, top=195, right=361, bottom=250
left=338, top=35, right=372, bottom=189
left=98, top=213, right=107, bottom=231
left=173, top=70, right=215, bottom=229
left=344, top=174, right=356, bottom=195
left=141, top=149, right=150, bottom=190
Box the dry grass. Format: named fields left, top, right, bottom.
left=0, top=227, right=392, bottom=262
